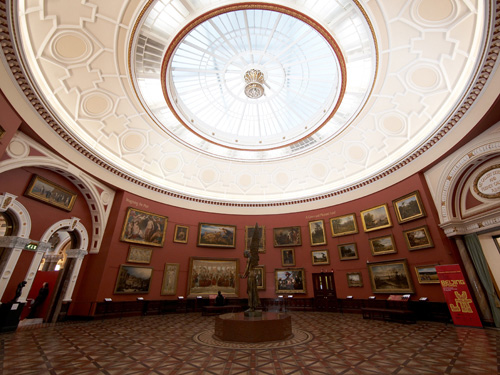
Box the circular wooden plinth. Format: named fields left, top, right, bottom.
left=214, top=312, right=292, bottom=343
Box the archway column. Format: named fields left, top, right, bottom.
left=62, top=249, right=87, bottom=302
left=0, top=236, right=32, bottom=303
left=454, top=237, right=494, bottom=323
left=41, top=254, right=64, bottom=272
left=18, top=242, right=52, bottom=303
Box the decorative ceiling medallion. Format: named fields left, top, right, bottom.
left=473, top=164, right=500, bottom=199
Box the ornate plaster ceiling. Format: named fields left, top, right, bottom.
left=2, top=0, right=498, bottom=209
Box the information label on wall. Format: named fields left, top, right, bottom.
left=435, top=264, right=482, bottom=328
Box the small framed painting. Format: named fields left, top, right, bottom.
left=24, top=174, right=77, bottom=212
left=197, top=223, right=236, bottom=248
left=275, top=268, right=306, bottom=294
left=338, top=243, right=359, bottom=260
left=173, top=224, right=189, bottom=243
left=369, top=234, right=397, bottom=256
left=255, top=265, right=266, bottom=290
left=281, top=248, right=295, bottom=267
left=414, top=265, right=439, bottom=284
left=273, top=226, right=302, bottom=247
left=403, top=225, right=434, bottom=250
left=311, top=249, right=330, bottom=265
left=330, top=213, right=358, bottom=237
left=161, top=263, right=180, bottom=295
left=360, top=204, right=392, bottom=232
left=309, top=220, right=327, bottom=246
left=347, top=272, right=363, bottom=287
left=114, top=265, right=153, bottom=294
left=126, top=246, right=153, bottom=264
left=245, top=225, right=266, bottom=252
left=393, top=191, right=426, bottom=224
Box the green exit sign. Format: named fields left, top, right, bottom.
left=24, top=242, right=39, bottom=250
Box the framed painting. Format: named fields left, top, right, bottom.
left=275, top=268, right=306, bottom=294
left=281, top=248, right=295, bottom=267
left=414, top=264, right=440, bottom=284
left=120, top=207, right=167, bottom=247
left=347, top=272, right=363, bottom=287
left=114, top=265, right=153, bottom=294
left=403, top=225, right=434, bottom=250
left=126, top=246, right=153, bottom=264
left=173, top=224, right=189, bottom=243
left=311, top=249, right=330, bottom=265
left=161, top=263, right=180, bottom=295
left=338, top=242, right=359, bottom=260
left=367, top=259, right=415, bottom=294
left=24, top=174, right=77, bottom=211
left=245, top=225, right=266, bottom=253
left=197, top=223, right=236, bottom=248
left=494, top=235, right=500, bottom=254
left=273, top=226, right=302, bottom=247
left=309, top=219, right=327, bottom=246
left=187, top=257, right=239, bottom=297
left=360, top=204, right=392, bottom=232
left=393, top=191, right=426, bottom=224
left=369, top=234, right=397, bottom=256
left=255, top=265, right=266, bottom=290
left=330, top=213, right=359, bottom=237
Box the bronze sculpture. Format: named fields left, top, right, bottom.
left=242, top=223, right=261, bottom=315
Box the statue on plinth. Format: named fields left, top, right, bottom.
left=242, top=223, right=261, bottom=317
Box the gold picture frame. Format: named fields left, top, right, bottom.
left=311, top=249, right=330, bottom=265
left=255, top=265, right=266, bottom=290
left=330, top=213, right=359, bottom=237
left=187, top=257, right=239, bottom=297
left=414, top=264, right=440, bottom=284
left=273, top=226, right=302, bottom=247
left=126, top=246, right=153, bottom=264
left=338, top=242, right=359, bottom=260
left=360, top=204, right=392, bottom=232
left=245, top=225, right=266, bottom=252
left=173, top=224, right=189, bottom=243
left=403, top=225, right=434, bottom=250
left=114, top=265, right=153, bottom=294
left=309, top=219, right=327, bottom=246
left=274, top=268, right=306, bottom=294
left=368, top=234, right=397, bottom=256
left=392, top=190, right=426, bottom=224
left=347, top=272, right=363, bottom=287
left=161, top=263, right=180, bottom=295
left=281, top=248, right=295, bottom=267
left=120, top=207, right=167, bottom=247
left=24, top=174, right=77, bottom=211
left=197, top=223, right=236, bottom=248
left=367, top=259, right=414, bottom=294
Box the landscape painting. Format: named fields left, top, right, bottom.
left=338, top=243, right=359, bottom=260
left=367, top=259, right=414, bottom=294
left=114, top=265, right=153, bottom=294
left=360, top=204, right=392, bottom=232
left=197, top=223, right=236, bottom=248
left=273, top=226, right=302, bottom=247
left=330, top=213, right=358, bottom=237
left=393, top=191, right=426, bottom=224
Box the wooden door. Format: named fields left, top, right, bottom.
left=312, top=272, right=338, bottom=311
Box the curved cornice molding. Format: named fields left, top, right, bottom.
left=1, top=0, right=499, bottom=208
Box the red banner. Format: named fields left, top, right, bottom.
left=435, top=264, right=482, bottom=328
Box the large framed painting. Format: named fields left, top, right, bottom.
left=347, top=272, right=363, bottom=287
left=275, top=268, right=306, bottom=294
left=173, top=225, right=189, bottom=243
left=161, top=263, right=180, bottom=295
left=120, top=207, right=167, bottom=247
left=24, top=174, right=77, bottom=211
left=187, top=257, right=239, bottom=297
left=414, top=264, right=439, bottom=284
left=392, top=191, right=426, bottom=224
left=114, top=265, right=153, bottom=294
left=330, top=213, right=358, bottom=237
left=273, top=226, right=302, bottom=247
left=368, top=234, right=397, bottom=256
left=245, top=225, right=266, bottom=253
left=281, top=248, right=295, bottom=267
left=360, top=204, right=392, bottom=232
left=309, top=219, right=327, bottom=246
left=311, top=249, right=330, bottom=265
left=367, top=259, right=414, bottom=294
left=338, top=242, right=359, bottom=260
left=403, top=225, right=434, bottom=250
left=197, top=223, right=236, bottom=248
left=255, top=265, right=266, bottom=290
left=126, top=246, right=153, bottom=264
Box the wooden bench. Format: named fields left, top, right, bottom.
left=361, top=296, right=415, bottom=324
left=202, top=305, right=243, bottom=316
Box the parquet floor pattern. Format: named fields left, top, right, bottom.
left=1, top=312, right=498, bottom=375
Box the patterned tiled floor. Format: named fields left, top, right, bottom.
left=1, top=312, right=499, bottom=375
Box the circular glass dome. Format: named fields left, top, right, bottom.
left=165, top=8, right=344, bottom=150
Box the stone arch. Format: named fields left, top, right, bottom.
left=0, top=192, right=31, bottom=238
